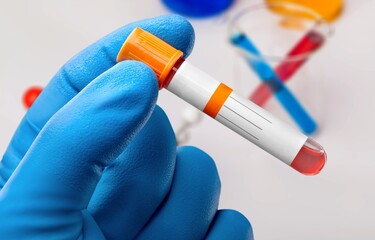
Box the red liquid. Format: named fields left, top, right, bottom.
left=290, top=138, right=326, bottom=175
left=250, top=30, right=325, bottom=106
left=23, top=86, right=43, bottom=109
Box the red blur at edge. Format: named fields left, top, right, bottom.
left=250, top=30, right=325, bottom=106
left=23, top=86, right=43, bottom=109
left=290, top=144, right=326, bottom=176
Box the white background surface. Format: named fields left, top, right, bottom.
left=1, top=0, right=374, bottom=239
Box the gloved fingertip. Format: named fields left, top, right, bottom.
left=130, top=14, right=195, bottom=58
left=206, top=209, right=254, bottom=240
left=219, top=209, right=252, bottom=231
left=154, top=14, right=195, bottom=57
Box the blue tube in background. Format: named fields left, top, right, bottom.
left=230, top=33, right=317, bottom=135
left=162, top=0, right=234, bottom=18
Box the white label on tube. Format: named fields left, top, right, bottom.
left=216, top=92, right=307, bottom=165
left=168, top=61, right=307, bottom=165
left=167, top=61, right=220, bottom=110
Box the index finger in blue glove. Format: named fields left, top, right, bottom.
left=0, top=14, right=194, bottom=188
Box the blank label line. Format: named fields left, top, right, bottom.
left=223, top=105, right=262, bottom=130
left=229, top=96, right=272, bottom=124
left=218, top=114, right=259, bottom=140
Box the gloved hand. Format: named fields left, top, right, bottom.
left=0, top=15, right=253, bottom=240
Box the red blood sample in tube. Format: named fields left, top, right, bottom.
left=290, top=137, right=326, bottom=175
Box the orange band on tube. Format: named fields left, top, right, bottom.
left=203, top=83, right=233, bottom=118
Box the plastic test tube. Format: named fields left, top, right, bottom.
left=230, top=33, right=317, bottom=135
left=117, top=28, right=327, bottom=175
left=250, top=30, right=325, bottom=106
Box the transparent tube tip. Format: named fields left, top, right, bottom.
left=290, top=138, right=327, bottom=175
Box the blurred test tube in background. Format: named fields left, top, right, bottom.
left=229, top=2, right=332, bottom=134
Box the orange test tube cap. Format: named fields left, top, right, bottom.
left=117, top=28, right=184, bottom=89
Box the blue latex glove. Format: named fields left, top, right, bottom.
left=0, top=15, right=253, bottom=240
